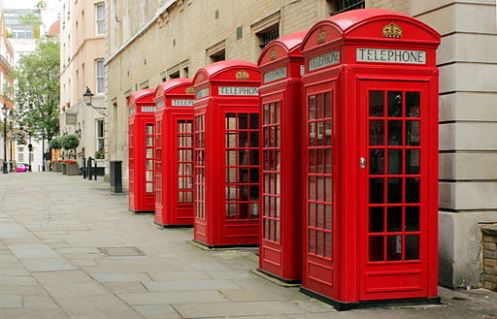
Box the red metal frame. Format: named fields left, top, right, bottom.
left=192, top=61, right=261, bottom=247
left=257, top=31, right=307, bottom=283
left=300, top=9, right=440, bottom=308
left=128, top=89, right=156, bottom=213
left=154, top=79, right=195, bottom=227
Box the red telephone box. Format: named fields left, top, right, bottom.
left=128, top=89, right=156, bottom=213
left=257, top=31, right=307, bottom=283
left=153, top=79, right=195, bottom=227
left=300, top=9, right=440, bottom=309
left=193, top=61, right=261, bottom=247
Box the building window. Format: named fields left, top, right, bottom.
left=18, top=147, right=24, bottom=163
left=209, top=50, right=225, bottom=63
left=96, top=119, right=105, bottom=158
left=95, top=2, right=106, bottom=35
left=335, top=0, right=365, bottom=14
left=256, top=24, right=279, bottom=49
left=169, top=71, right=180, bottom=79
left=96, top=59, right=104, bottom=94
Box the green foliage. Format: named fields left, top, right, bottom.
left=49, top=136, right=62, bottom=149
left=61, top=134, right=79, bottom=150
left=14, top=41, right=60, bottom=142
left=20, top=12, right=42, bottom=39
left=36, top=1, right=47, bottom=10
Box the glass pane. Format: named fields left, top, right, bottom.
left=274, top=103, right=280, bottom=124
left=406, top=149, right=420, bottom=174
left=325, top=149, right=332, bottom=173
left=226, top=133, right=236, bottom=148
left=369, top=120, right=384, bottom=146
left=406, top=178, right=420, bottom=203
left=406, top=235, right=420, bottom=260
left=226, top=113, right=236, bottom=130
left=317, top=204, right=324, bottom=228
left=369, top=207, right=384, bottom=232
left=387, top=207, right=402, bottom=231
left=388, top=178, right=402, bottom=203
left=325, top=177, right=332, bottom=202
left=146, top=160, right=153, bottom=170
left=309, top=176, right=316, bottom=200
left=317, top=231, right=324, bottom=256
left=309, top=229, right=316, bottom=253
left=239, top=131, right=248, bottom=148
left=406, top=121, right=420, bottom=146
left=369, top=178, right=384, bottom=204
left=250, top=168, right=259, bottom=183
left=369, top=236, right=384, bottom=261
left=325, top=205, right=332, bottom=230
left=226, top=151, right=236, bottom=166
left=146, top=183, right=153, bottom=192
left=250, top=132, right=259, bottom=147
left=387, top=235, right=402, bottom=261
left=388, top=149, right=402, bottom=174
left=388, top=120, right=402, bottom=146
left=369, top=91, right=384, bottom=117
left=146, top=136, right=153, bottom=146
left=325, top=121, right=332, bottom=146
left=369, top=149, right=384, bottom=175
left=316, top=93, right=324, bottom=119
left=388, top=91, right=402, bottom=117
left=227, top=203, right=236, bottom=218
left=250, top=113, right=259, bottom=129
left=309, top=123, right=316, bottom=146
left=406, top=206, right=420, bottom=231
left=406, top=92, right=420, bottom=118
left=226, top=168, right=236, bottom=183
left=324, top=92, right=332, bottom=118
left=239, top=150, right=249, bottom=165
left=146, top=149, right=153, bottom=158
left=146, top=171, right=153, bottom=182
left=239, top=113, right=248, bottom=129
left=239, top=168, right=249, bottom=183
left=146, top=125, right=153, bottom=134
left=308, top=203, right=316, bottom=227
left=325, top=232, right=332, bottom=258
left=309, top=95, right=316, bottom=120
left=250, top=150, right=259, bottom=165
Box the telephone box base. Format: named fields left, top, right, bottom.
left=154, top=222, right=193, bottom=229
left=256, top=268, right=301, bottom=286
left=192, top=239, right=258, bottom=250
left=300, top=287, right=441, bottom=311
left=129, top=210, right=154, bottom=215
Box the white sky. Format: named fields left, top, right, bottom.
left=3, top=0, right=60, bottom=34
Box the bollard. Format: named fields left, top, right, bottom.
left=88, top=157, right=93, bottom=180
left=82, top=157, right=87, bottom=179
left=110, top=160, right=122, bottom=193
left=94, top=160, right=98, bottom=181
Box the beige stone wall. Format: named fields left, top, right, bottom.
left=366, top=0, right=409, bottom=13
left=59, top=0, right=106, bottom=164
left=411, top=0, right=497, bottom=288
left=105, top=0, right=333, bottom=185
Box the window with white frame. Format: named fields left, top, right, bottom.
left=96, top=59, right=104, bottom=94
left=96, top=119, right=105, bottom=159
left=95, top=2, right=106, bottom=35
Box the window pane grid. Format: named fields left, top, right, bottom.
left=262, top=102, right=281, bottom=242
left=145, top=124, right=154, bottom=193
left=225, top=112, right=260, bottom=220
left=128, top=124, right=134, bottom=190
left=307, top=92, right=333, bottom=259
left=154, top=120, right=163, bottom=204
left=194, top=114, right=206, bottom=219
left=177, top=120, right=194, bottom=204
left=367, top=90, right=421, bottom=263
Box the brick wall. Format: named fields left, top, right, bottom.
left=482, top=226, right=497, bottom=291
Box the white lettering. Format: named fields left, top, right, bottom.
left=356, top=48, right=426, bottom=64
left=195, top=88, right=210, bottom=99
left=171, top=99, right=194, bottom=107
left=263, top=67, right=287, bottom=83
left=218, top=86, right=259, bottom=96
left=308, top=51, right=340, bottom=71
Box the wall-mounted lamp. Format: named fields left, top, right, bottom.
left=83, top=87, right=106, bottom=114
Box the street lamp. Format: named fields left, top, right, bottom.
left=2, top=105, right=8, bottom=174
left=83, top=87, right=106, bottom=114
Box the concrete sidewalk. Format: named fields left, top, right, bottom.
left=0, top=172, right=496, bottom=319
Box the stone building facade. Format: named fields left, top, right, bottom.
left=102, top=0, right=497, bottom=289
left=59, top=0, right=106, bottom=166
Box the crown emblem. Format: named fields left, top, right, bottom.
left=383, top=22, right=403, bottom=38
left=185, top=87, right=194, bottom=94
left=236, top=70, right=249, bottom=80
left=270, top=49, right=277, bottom=61
left=317, top=30, right=326, bottom=44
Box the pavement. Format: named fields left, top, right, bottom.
left=0, top=172, right=496, bottom=319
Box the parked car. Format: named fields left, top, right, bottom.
left=15, top=163, right=28, bottom=173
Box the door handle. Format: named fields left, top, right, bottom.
left=360, top=157, right=367, bottom=169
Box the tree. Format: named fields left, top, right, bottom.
left=14, top=41, right=60, bottom=143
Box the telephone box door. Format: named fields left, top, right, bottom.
left=359, top=80, right=430, bottom=301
